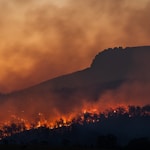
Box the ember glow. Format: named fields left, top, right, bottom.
left=0, top=99, right=126, bottom=139
left=0, top=104, right=150, bottom=140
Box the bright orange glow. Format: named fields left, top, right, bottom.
left=0, top=102, right=149, bottom=140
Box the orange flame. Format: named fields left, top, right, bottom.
left=0, top=102, right=149, bottom=140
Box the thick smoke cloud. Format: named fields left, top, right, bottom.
left=0, top=47, right=150, bottom=126
left=0, top=0, right=150, bottom=93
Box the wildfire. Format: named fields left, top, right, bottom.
left=0, top=104, right=150, bottom=140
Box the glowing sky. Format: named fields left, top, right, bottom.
left=0, top=0, right=150, bottom=93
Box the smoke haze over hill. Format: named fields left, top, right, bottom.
left=0, top=46, right=150, bottom=126
left=0, top=0, right=150, bottom=92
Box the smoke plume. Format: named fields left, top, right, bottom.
left=0, top=0, right=150, bottom=93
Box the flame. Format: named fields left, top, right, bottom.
left=0, top=103, right=149, bottom=140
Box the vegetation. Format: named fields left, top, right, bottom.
left=0, top=105, right=150, bottom=149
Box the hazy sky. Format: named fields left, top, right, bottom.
left=0, top=0, right=150, bottom=93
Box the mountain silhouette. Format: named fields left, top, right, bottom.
left=0, top=46, right=150, bottom=114
left=0, top=46, right=150, bottom=149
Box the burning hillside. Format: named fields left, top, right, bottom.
left=0, top=104, right=150, bottom=146
left=0, top=104, right=150, bottom=139
left=0, top=46, right=150, bottom=144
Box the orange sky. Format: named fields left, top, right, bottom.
left=0, top=0, right=150, bottom=93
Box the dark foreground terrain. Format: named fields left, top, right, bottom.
left=0, top=139, right=150, bottom=150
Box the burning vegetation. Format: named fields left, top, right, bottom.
left=0, top=46, right=149, bottom=148
left=0, top=104, right=150, bottom=140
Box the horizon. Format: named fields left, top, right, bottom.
left=1, top=44, right=150, bottom=94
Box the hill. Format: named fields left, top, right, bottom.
left=0, top=46, right=150, bottom=109
left=0, top=46, right=150, bottom=149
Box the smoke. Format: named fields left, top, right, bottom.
left=1, top=47, right=150, bottom=124
left=0, top=0, right=150, bottom=93
left=95, top=48, right=150, bottom=112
